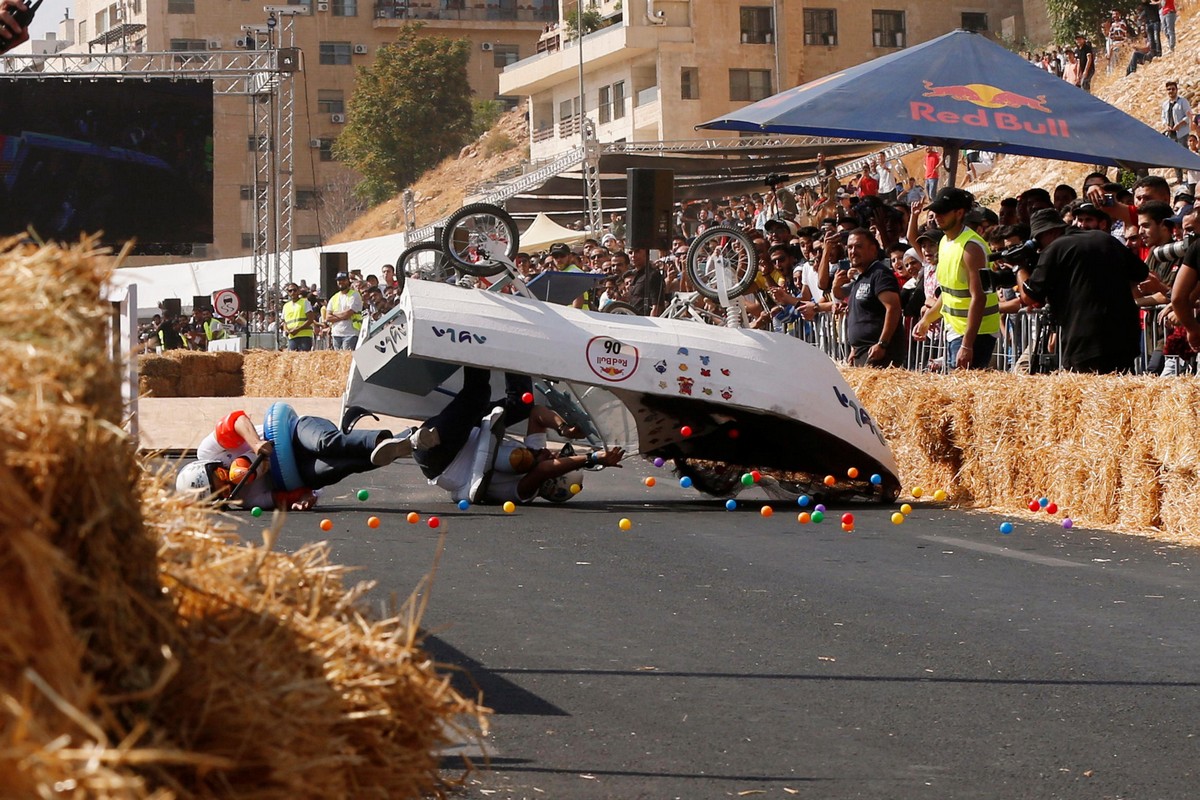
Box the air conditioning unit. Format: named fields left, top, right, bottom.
left=480, top=41, right=493, bottom=51
left=235, top=36, right=248, bottom=48
left=309, top=138, right=323, bottom=148
left=316, top=2, right=328, bottom=11
left=331, top=113, right=345, bottom=124
left=207, top=38, right=221, bottom=49
left=353, top=43, right=368, bottom=54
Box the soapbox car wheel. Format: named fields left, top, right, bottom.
left=673, top=458, right=746, bottom=498
left=686, top=226, right=758, bottom=301
left=600, top=300, right=640, bottom=315
left=396, top=241, right=454, bottom=294
left=441, top=202, right=519, bottom=277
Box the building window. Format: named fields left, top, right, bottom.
left=166, top=0, right=194, bottom=12
left=297, top=235, right=323, bottom=248
left=295, top=188, right=319, bottom=210
left=559, top=96, right=579, bottom=137
left=961, top=12, right=987, bottom=33
left=317, top=89, right=345, bottom=114
left=94, top=9, right=106, bottom=31
left=239, top=185, right=253, bottom=200
left=246, top=134, right=268, bottom=151
left=597, top=85, right=611, bottom=123
left=495, top=94, right=519, bottom=111
left=319, top=41, right=353, bottom=65
left=332, top=0, right=356, bottom=15
left=803, top=8, right=837, bottom=46
left=318, top=138, right=336, bottom=162
left=729, top=69, right=772, bottom=102
left=612, top=80, right=625, bottom=120
left=241, top=233, right=255, bottom=249
left=872, top=10, right=906, bottom=48
left=493, top=44, right=519, bottom=68
left=78, top=20, right=86, bottom=41
left=170, top=38, right=206, bottom=51
left=740, top=6, right=773, bottom=44
left=680, top=67, right=699, bottom=100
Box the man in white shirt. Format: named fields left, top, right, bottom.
left=875, top=153, right=899, bottom=201
left=1163, top=79, right=1191, bottom=185
left=326, top=271, right=363, bottom=350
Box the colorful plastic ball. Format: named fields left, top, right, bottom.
left=797, top=495, right=811, bottom=507
left=653, top=457, right=665, bottom=467
left=891, top=512, right=905, bottom=525
left=811, top=510, right=825, bottom=523
left=999, top=521, right=1014, bottom=535
left=823, top=475, right=837, bottom=487
left=521, top=391, right=534, bottom=404
left=900, top=503, right=913, bottom=515
left=458, top=499, right=470, bottom=510
left=741, top=473, right=755, bottom=486
left=1028, top=500, right=1041, bottom=512
left=570, top=483, right=582, bottom=495
left=367, top=516, right=381, bottom=529
left=751, top=470, right=762, bottom=483
left=250, top=506, right=263, bottom=518
left=797, top=512, right=811, bottom=524
left=760, top=505, right=773, bottom=518
left=1046, top=502, right=1058, bottom=515
left=841, top=512, right=854, bottom=525
left=847, top=467, right=860, bottom=479
left=428, top=516, right=440, bottom=529
left=1062, top=518, right=1074, bottom=529
left=644, top=477, right=656, bottom=487
left=618, top=517, right=632, bottom=531
left=870, top=473, right=883, bottom=485
left=1038, top=496, right=1049, bottom=508
left=841, top=522, right=854, bottom=532
left=912, top=487, right=924, bottom=498
left=814, top=503, right=827, bottom=513
left=319, top=518, right=333, bottom=531
left=933, top=489, right=947, bottom=502
left=406, top=511, right=420, bottom=524
left=357, top=489, right=369, bottom=501
left=679, top=476, right=693, bottom=489
left=725, top=499, right=738, bottom=511
left=680, top=425, right=693, bottom=437
left=502, top=501, right=516, bottom=513
left=728, top=429, right=740, bottom=439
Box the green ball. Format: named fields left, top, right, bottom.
left=740, top=473, right=754, bottom=486
left=811, top=510, right=825, bottom=524
left=250, top=506, right=263, bottom=518
left=357, top=489, right=369, bottom=501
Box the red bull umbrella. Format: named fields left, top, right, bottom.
left=698, top=29, right=1200, bottom=172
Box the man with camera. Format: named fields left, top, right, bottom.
left=1019, top=208, right=1148, bottom=374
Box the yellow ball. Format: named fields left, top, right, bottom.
left=933, top=489, right=948, bottom=502
left=503, top=501, right=516, bottom=513
left=760, top=505, right=773, bottom=518
left=891, top=512, right=905, bottom=525
left=900, top=503, right=913, bottom=515
left=912, top=486, right=924, bottom=498
left=570, top=483, right=582, bottom=495
left=618, top=517, right=632, bottom=531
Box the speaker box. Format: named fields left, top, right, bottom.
left=161, top=298, right=181, bottom=318
left=625, top=168, right=675, bottom=250
left=193, top=295, right=212, bottom=313
left=320, top=251, right=349, bottom=298
left=233, top=273, right=257, bottom=313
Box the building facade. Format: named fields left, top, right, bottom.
left=55, top=0, right=554, bottom=262
left=501, top=0, right=1026, bottom=162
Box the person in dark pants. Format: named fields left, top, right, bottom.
left=832, top=228, right=906, bottom=368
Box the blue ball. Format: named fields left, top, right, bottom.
left=814, top=503, right=827, bottom=513
left=653, top=457, right=665, bottom=468
left=797, top=494, right=811, bottom=507
left=725, top=499, right=737, bottom=511
left=870, top=473, right=882, bottom=486
left=1038, top=497, right=1049, bottom=508
left=680, top=476, right=693, bottom=488
left=999, top=521, right=1014, bottom=535
left=458, top=499, right=470, bottom=510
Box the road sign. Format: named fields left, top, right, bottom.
left=213, top=289, right=241, bottom=319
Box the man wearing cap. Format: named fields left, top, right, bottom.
left=1019, top=208, right=1148, bottom=373
left=918, top=187, right=1001, bottom=369
left=281, top=282, right=318, bottom=351
left=326, top=271, right=362, bottom=350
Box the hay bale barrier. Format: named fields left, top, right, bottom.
left=1, top=236, right=485, bottom=797
left=844, top=368, right=1200, bottom=545
left=242, top=350, right=352, bottom=397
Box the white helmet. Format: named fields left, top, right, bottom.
left=176, top=460, right=224, bottom=497
left=538, top=470, right=583, bottom=503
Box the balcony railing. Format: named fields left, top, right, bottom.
left=372, top=1, right=556, bottom=22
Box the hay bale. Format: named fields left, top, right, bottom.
left=209, top=373, right=245, bottom=397
left=209, top=350, right=245, bottom=374
left=243, top=351, right=353, bottom=397
left=139, top=355, right=181, bottom=379
left=138, top=375, right=178, bottom=398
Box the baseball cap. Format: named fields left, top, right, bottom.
left=927, top=187, right=975, bottom=213
left=548, top=242, right=571, bottom=257
left=1029, top=208, right=1067, bottom=240
left=914, top=228, right=944, bottom=244
left=1175, top=189, right=1195, bottom=203
left=335, top=271, right=349, bottom=280
left=763, top=218, right=790, bottom=232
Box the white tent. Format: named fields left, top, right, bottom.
left=518, top=212, right=588, bottom=253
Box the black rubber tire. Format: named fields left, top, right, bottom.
left=600, top=300, right=640, bottom=315
left=674, top=458, right=746, bottom=498
left=440, top=202, right=519, bottom=277
left=685, top=225, right=758, bottom=301
left=396, top=241, right=453, bottom=295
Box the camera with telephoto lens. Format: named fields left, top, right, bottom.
left=1151, top=233, right=1196, bottom=262
left=980, top=240, right=1037, bottom=290
left=765, top=173, right=790, bottom=189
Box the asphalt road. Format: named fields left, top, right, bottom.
left=231, top=458, right=1200, bottom=800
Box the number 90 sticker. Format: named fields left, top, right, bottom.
left=586, top=336, right=639, bottom=382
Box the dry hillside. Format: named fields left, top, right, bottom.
left=333, top=8, right=1200, bottom=241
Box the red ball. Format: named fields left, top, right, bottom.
left=1028, top=500, right=1040, bottom=512
left=680, top=425, right=693, bottom=437
left=728, top=429, right=740, bottom=439
left=750, top=470, right=762, bottom=483
left=1046, top=502, right=1058, bottom=515
left=841, top=512, right=854, bottom=525
left=521, top=391, right=534, bottom=404
left=428, top=516, right=441, bottom=529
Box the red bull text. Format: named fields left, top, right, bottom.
left=914, top=81, right=1070, bottom=137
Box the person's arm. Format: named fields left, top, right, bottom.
left=232, top=413, right=274, bottom=457
left=816, top=232, right=838, bottom=292
left=527, top=405, right=583, bottom=439
left=866, top=290, right=902, bottom=363
left=831, top=265, right=851, bottom=300
left=913, top=295, right=943, bottom=339
left=516, top=447, right=625, bottom=497
left=906, top=199, right=924, bottom=245
left=956, top=241, right=989, bottom=368
left=1171, top=262, right=1200, bottom=348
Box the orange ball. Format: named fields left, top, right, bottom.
left=842, top=522, right=854, bottom=532
left=847, top=467, right=860, bottom=479
left=644, top=477, right=656, bottom=487
left=760, top=505, right=773, bottom=518
left=406, top=511, right=420, bottom=524
left=823, top=475, right=836, bottom=487
left=319, top=518, right=333, bottom=532
left=797, top=512, right=811, bottom=524
left=367, top=516, right=380, bottom=529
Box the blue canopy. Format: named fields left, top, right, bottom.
left=699, top=30, right=1200, bottom=171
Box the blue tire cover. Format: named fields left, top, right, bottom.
left=263, top=402, right=303, bottom=491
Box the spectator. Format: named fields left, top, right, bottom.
left=832, top=229, right=905, bottom=367
left=1074, top=33, right=1096, bottom=92
left=626, top=247, right=666, bottom=316
left=1061, top=50, right=1080, bottom=86
left=858, top=163, right=879, bottom=198
left=1161, top=0, right=1177, bottom=53
left=1140, top=0, right=1163, bottom=59
left=923, top=146, right=942, bottom=200
left=281, top=282, right=317, bottom=351
left=1162, top=80, right=1191, bottom=185
left=326, top=271, right=363, bottom=350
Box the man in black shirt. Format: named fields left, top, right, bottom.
left=626, top=247, right=666, bottom=316
left=1074, top=33, right=1096, bottom=93
left=1020, top=209, right=1148, bottom=373
left=833, top=228, right=905, bottom=367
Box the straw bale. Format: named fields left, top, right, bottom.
left=139, top=356, right=182, bottom=380
left=208, top=350, right=245, bottom=374
left=243, top=351, right=353, bottom=397
left=139, top=375, right=179, bottom=398
left=208, top=373, right=245, bottom=397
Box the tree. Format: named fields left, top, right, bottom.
left=333, top=24, right=473, bottom=205
left=1045, top=0, right=1139, bottom=46
left=564, top=5, right=605, bottom=39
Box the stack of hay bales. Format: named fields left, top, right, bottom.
left=0, top=235, right=485, bottom=797
left=242, top=351, right=352, bottom=397
left=139, top=351, right=244, bottom=397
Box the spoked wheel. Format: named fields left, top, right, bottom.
left=396, top=241, right=454, bottom=295
left=685, top=226, right=758, bottom=301
left=600, top=300, right=639, bottom=315
left=440, top=202, right=519, bottom=277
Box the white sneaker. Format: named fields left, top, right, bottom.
left=370, top=431, right=414, bottom=467
left=412, top=426, right=441, bottom=451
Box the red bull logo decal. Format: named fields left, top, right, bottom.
left=913, top=81, right=1070, bottom=137
left=586, top=336, right=639, bottom=383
